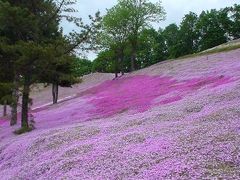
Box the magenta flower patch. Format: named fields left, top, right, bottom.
left=85, top=75, right=233, bottom=118
left=0, top=118, right=6, bottom=125
left=0, top=75, right=234, bottom=129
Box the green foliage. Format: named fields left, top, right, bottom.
left=137, top=28, right=167, bottom=68
left=178, top=12, right=199, bottom=55
left=0, top=83, right=13, bottom=105
left=118, top=0, right=166, bottom=71
left=92, top=50, right=115, bottom=73
left=0, top=0, right=101, bottom=86
left=163, top=24, right=181, bottom=58
left=95, top=3, right=240, bottom=70
left=97, top=0, right=166, bottom=73
left=99, top=1, right=132, bottom=76
left=72, top=58, right=92, bottom=77
left=118, top=0, right=166, bottom=31
left=0, top=0, right=101, bottom=129
left=227, top=4, right=240, bottom=39
left=196, top=9, right=228, bottom=51
left=93, top=28, right=168, bottom=72
left=101, top=2, right=131, bottom=47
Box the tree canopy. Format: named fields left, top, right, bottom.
left=93, top=3, right=240, bottom=72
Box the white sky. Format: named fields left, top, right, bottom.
left=62, top=0, right=239, bottom=60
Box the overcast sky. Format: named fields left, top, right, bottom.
left=62, top=0, right=239, bottom=60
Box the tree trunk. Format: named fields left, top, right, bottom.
left=118, top=56, right=122, bottom=76
left=115, top=72, right=118, bottom=79
left=121, top=49, right=124, bottom=76
left=10, top=74, right=19, bottom=126
left=52, top=84, right=56, bottom=104
left=56, top=83, right=58, bottom=103
left=21, top=78, right=30, bottom=129
left=114, top=61, right=118, bottom=79
left=3, top=100, right=7, bottom=117
left=131, top=40, right=137, bottom=72
left=52, top=83, right=59, bottom=104
left=114, top=53, right=119, bottom=79
left=119, top=48, right=124, bottom=76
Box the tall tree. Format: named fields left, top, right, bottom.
left=163, top=23, right=181, bottom=58
left=0, top=83, right=12, bottom=117
left=227, top=4, right=240, bottom=39
left=100, top=3, right=131, bottom=78
left=0, top=0, right=101, bottom=131
left=196, top=9, right=228, bottom=51
left=117, top=0, right=165, bottom=71
left=137, top=28, right=167, bottom=68
left=0, top=0, right=64, bottom=129
left=178, top=12, right=199, bottom=56
left=0, top=36, right=19, bottom=125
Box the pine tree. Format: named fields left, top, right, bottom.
left=0, top=0, right=101, bottom=132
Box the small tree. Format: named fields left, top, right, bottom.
left=40, top=53, right=77, bottom=104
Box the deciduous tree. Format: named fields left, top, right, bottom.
left=178, top=12, right=199, bottom=56
left=112, top=0, right=165, bottom=71
left=196, top=9, right=228, bottom=51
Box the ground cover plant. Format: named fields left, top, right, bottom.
left=0, top=49, right=240, bottom=179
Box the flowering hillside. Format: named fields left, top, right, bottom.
left=0, top=49, right=240, bottom=179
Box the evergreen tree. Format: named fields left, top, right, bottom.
left=0, top=0, right=101, bottom=131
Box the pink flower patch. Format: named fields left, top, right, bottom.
left=0, top=118, right=7, bottom=126
left=85, top=75, right=234, bottom=118
left=19, top=74, right=234, bottom=129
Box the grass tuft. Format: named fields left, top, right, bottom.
left=14, top=125, right=35, bottom=135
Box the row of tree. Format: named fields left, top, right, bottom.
left=93, top=3, right=240, bottom=74
left=0, top=0, right=100, bottom=132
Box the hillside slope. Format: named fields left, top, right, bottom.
left=0, top=49, right=240, bottom=179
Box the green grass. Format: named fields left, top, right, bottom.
left=178, top=43, right=240, bottom=60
